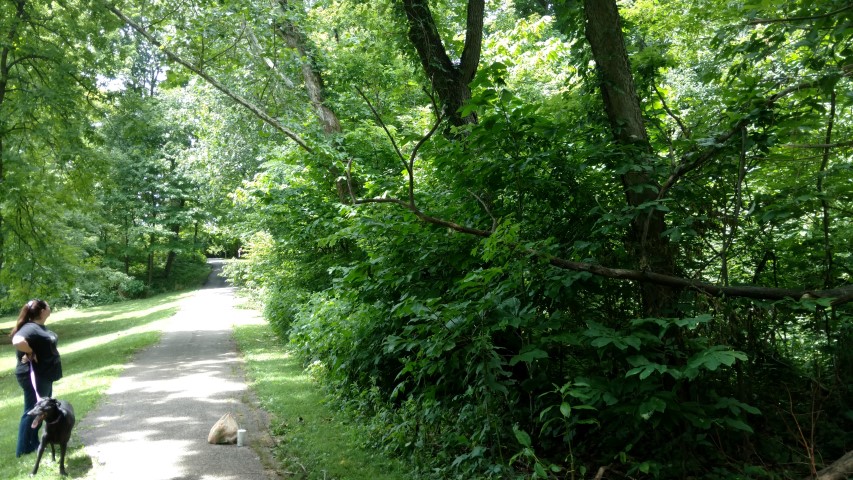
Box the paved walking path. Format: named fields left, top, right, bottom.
left=80, top=260, right=279, bottom=480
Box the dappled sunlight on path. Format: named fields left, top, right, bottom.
left=80, top=260, right=275, bottom=480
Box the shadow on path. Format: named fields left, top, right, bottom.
left=80, top=259, right=278, bottom=480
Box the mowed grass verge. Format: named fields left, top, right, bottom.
left=0, top=292, right=190, bottom=479
left=233, top=323, right=410, bottom=480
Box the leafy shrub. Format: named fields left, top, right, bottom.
left=62, top=266, right=146, bottom=307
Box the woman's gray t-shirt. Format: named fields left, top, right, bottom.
left=14, top=322, right=63, bottom=381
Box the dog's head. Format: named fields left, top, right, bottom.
left=27, top=397, right=60, bottom=429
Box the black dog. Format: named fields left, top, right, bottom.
left=27, top=397, right=76, bottom=476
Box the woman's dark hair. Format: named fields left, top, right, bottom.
left=10, top=299, right=48, bottom=336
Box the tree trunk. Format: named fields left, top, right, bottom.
left=0, top=137, right=4, bottom=274
left=400, top=0, right=483, bottom=127
left=147, top=249, right=154, bottom=286
left=0, top=1, right=25, bottom=276
left=275, top=0, right=341, bottom=135
left=164, top=227, right=179, bottom=279
left=274, top=0, right=351, bottom=200
left=123, top=217, right=130, bottom=274
left=583, top=0, right=676, bottom=316
left=817, top=89, right=835, bottom=288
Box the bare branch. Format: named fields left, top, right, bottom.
left=345, top=158, right=359, bottom=205
left=406, top=115, right=443, bottom=205
left=355, top=86, right=408, bottom=172
left=749, top=4, right=853, bottom=25
left=242, top=19, right=295, bottom=88
left=653, top=84, right=690, bottom=139
left=354, top=196, right=412, bottom=208
left=422, top=86, right=439, bottom=118
left=468, top=189, right=497, bottom=233
left=354, top=88, right=443, bottom=206
left=782, top=139, right=853, bottom=149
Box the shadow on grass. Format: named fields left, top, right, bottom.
left=51, top=307, right=177, bottom=347
left=0, top=330, right=162, bottom=478
left=234, top=324, right=410, bottom=480
left=0, top=295, right=180, bottom=479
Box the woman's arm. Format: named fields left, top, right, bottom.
left=12, top=334, right=33, bottom=354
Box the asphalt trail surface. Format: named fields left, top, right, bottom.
left=80, top=259, right=278, bottom=480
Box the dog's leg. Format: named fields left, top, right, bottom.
left=59, top=442, right=68, bottom=476
left=50, top=441, right=56, bottom=461
left=31, top=437, right=46, bottom=476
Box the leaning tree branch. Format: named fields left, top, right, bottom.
left=347, top=107, right=853, bottom=303
left=750, top=4, right=853, bottom=25
left=351, top=187, right=853, bottom=302
left=355, top=86, right=408, bottom=173
left=809, top=449, right=853, bottom=480
left=106, top=3, right=313, bottom=153
left=782, top=139, right=853, bottom=149
left=653, top=84, right=690, bottom=139
left=468, top=189, right=497, bottom=233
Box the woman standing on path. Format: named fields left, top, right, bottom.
left=9, top=299, right=63, bottom=457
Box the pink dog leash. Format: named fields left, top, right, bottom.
left=29, top=360, right=42, bottom=402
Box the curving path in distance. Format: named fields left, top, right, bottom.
left=80, top=259, right=279, bottom=480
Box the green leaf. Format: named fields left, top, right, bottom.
left=684, top=347, right=747, bottom=379
left=674, top=314, right=713, bottom=329
left=724, top=418, right=754, bottom=433
left=509, top=347, right=548, bottom=366
left=623, top=335, right=642, bottom=350
left=513, top=425, right=532, bottom=447
left=638, top=396, right=667, bottom=419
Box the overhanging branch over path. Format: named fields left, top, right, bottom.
left=353, top=195, right=853, bottom=305
left=106, top=3, right=313, bottom=154
left=545, top=255, right=853, bottom=304
left=109, top=2, right=853, bottom=306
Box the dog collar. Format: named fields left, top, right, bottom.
left=45, top=416, right=63, bottom=426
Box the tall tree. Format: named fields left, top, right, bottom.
left=583, top=0, right=675, bottom=315
left=0, top=0, right=113, bottom=307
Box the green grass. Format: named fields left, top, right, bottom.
left=1, top=291, right=411, bottom=479
left=233, top=324, right=411, bottom=480
left=0, top=292, right=191, bottom=479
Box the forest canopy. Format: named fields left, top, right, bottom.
left=1, top=0, right=852, bottom=478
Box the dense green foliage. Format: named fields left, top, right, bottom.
left=0, top=1, right=212, bottom=310
left=234, top=322, right=411, bottom=479
left=3, top=0, right=853, bottom=478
